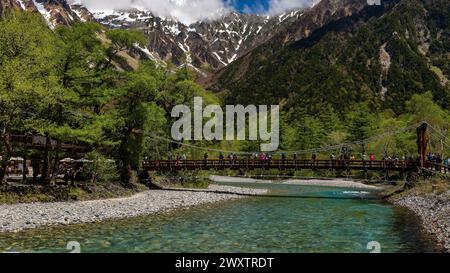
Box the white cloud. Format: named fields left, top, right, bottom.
left=69, top=0, right=232, bottom=25
left=267, top=0, right=320, bottom=15
left=68, top=0, right=321, bottom=24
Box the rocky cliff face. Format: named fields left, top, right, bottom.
left=91, top=8, right=306, bottom=72
left=0, top=0, right=20, bottom=12
left=0, top=0, right=93, bottom=27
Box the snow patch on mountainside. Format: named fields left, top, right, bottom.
left=32, top=0, right=56, bottom=29
left=17, top=0, right=26, bottom=9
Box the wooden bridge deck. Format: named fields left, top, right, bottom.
left=143, top=159, right=449, bottom=173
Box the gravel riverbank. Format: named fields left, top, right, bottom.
left=283, top=179, right=379, bottom=189
left=210, top=175, right=379, bottom=190
left=390, top=191, right=450, bottom=252
left=0, top=185, right=268, bottom=233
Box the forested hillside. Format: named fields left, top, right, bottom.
left=209, top=0, right=449, bottom=154
left=212, top=0, right=449, bottom=112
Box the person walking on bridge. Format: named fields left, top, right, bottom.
left=176, top=154, right=181, bottom=167
left=330, top=154, right=336, bottom=168
left=203, top=153, right=209, bottom=167
left=252, top=153, right=258, bottom=166
left=369, top=153, right=375, bottom=168
left=281, top=153, right=287, bottom=167
left=228, top=153, right=233, bottom=166
left=435, top=156, right=442, bottom=172
left=258, top=152, right=265, bottom=167
left=182, top=153, right=187, bottom=167
left=311, top=153, right=317, bottom=168
left=167, top=152, right=173, bottom=168
left=416, top=155, right=422, bottom=168
left=219, top=153, right=225, bottom=166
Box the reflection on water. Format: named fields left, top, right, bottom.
left=0, top=182, right=438, bottom=253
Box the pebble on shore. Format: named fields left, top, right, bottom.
left=0, top=185, right=268, bottom=233
left=391, top=191, right=450, bottom=253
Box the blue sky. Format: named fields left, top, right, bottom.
left=227, top=0, right=317, bottom=15
left=228, top=0, right=270, bottom=13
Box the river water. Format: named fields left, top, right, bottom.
left=0, top=182, right=438, bottom=253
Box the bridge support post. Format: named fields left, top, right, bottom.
left=416, top=123, right=429, bottom=168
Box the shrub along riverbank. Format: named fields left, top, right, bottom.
left=0, top=182, right=147, bottom=204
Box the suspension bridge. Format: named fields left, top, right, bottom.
left=142, top=158, right=448, bottom=174
left=144, top=122, right=449, bottom=175
left=6, top=122, right=450, bottom=176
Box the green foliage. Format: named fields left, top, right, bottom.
left=216, top=0, right=449, bottom=117
left=107, top=29, right=146, bottom=51
left=85, top=150, right=118, bottom=183
left=0, top=11, right=65, bottom=180
left=281, top=115, right=326, bottom=152
left=180, top=171, right=211, bottom=189
left=345, top=103, right=378, bottom=142
left=0, top=11, right=60, bottom=132
left=108, top=62, right=164, bottom=182
left=0, top=11, right=205, bottom=184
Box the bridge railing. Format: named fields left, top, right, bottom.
left=424, top=161, right=450, bottom=174
left=143, top=159, right=417, bottom=171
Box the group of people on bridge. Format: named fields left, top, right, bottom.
left=150, top=151, right=442, bottom=170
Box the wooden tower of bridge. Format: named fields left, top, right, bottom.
left=416, top=123, right=429, bottom=168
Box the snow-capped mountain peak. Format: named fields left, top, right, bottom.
left=0, top=0, right=309, bottom=74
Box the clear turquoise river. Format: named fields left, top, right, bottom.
left=0, top=182, right=438, bottom=253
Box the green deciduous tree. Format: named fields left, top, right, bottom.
left=345, top=103, right=379, bottom=154
left=110, top=62, right=165, bottom=184
left=0, top=12, right=61, bottom=182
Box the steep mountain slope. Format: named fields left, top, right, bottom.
left=209, top=0, right=449, bottom=114
left=206, top=0, right=372, bottom=88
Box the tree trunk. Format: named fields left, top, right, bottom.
left=49, top=140, right=61, bottom=184
left=31, top=159, right=40, bottom=184
left=22, top=153, right=27, bottom=182
left=41, top=135, right=51, bottom=183
left=119, top=130, right=132, bottom=185
left=0, top=132, right=12, bottom=184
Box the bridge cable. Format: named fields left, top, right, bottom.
left=148, top=121, right=425, bottom=155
